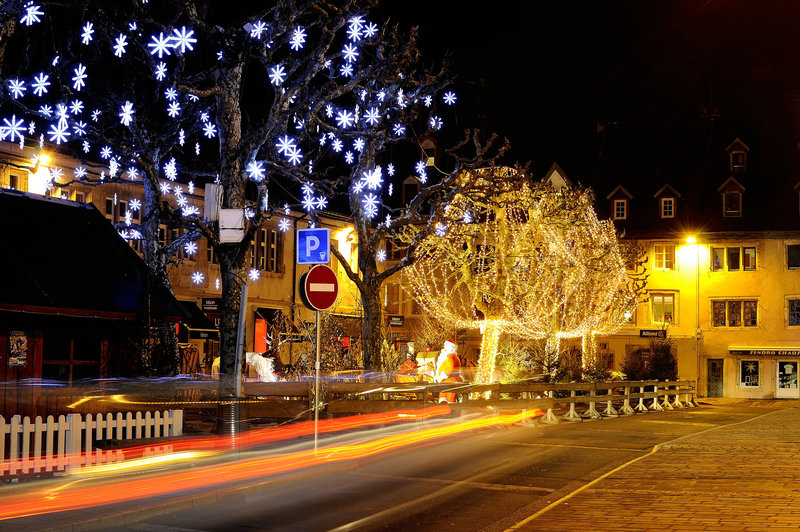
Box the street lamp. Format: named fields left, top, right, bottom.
left=686, top=236, right=701, bottom=394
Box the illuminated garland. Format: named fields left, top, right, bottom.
left=404, top=168, right=638, bottom=382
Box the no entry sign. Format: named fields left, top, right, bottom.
left=299, top=265, right=339, bottom=311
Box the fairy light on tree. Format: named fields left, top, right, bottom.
left=404, top=167, right=641, bottom=383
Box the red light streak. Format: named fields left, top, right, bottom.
left=0, top=408, right=540, bottom=521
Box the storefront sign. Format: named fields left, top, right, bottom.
left=639, top=329, right=666, bottom=338
left=730, top=348, right=800, bottom=356
left=388, top=315, right=404, bottom=327
left=202, top=298, right=221, bottom=312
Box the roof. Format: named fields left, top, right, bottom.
left=0, top=189, right=189, bottom=321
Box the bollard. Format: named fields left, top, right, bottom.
left=602, top=385, right=619, bottom=417
left=635, top=385, right=649, bottom=413
left=540, top=391, right=561, bottom=424
left=661, top=383, right=674, bottom=411
left=582, top=388, right=602, bottom=420
left=672, top=382, right=684, bottom=408
left=562, top=389, right=582, bottom=422
left=650, top=383, right=664, bottom=411
left=619, top=384, right=635, bottom=416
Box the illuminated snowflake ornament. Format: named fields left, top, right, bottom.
left=443, top=91, right=457, bottom=105
left=114, top=34, right=128, bottom=57
left=289, top=26, right=306, bottom=50
left=279, top=219, right=290, bottom=232
left=81, top=22, right=94, bottom=45
left=184, top=242, right=197, bottom=256
left=362, top=193, right=379, bottom=218
left=249, top=268, right=260, bottom=281
left=32, top=73, right=49, bottom=96
left=246, top=161, right=265, bottom=181
left=7, top=79, right=26, bottom=99
left=20, top=3, right=44, bottom=26
left=119, top=101, right=134, bottom=126
left=191, top=271, right=204, bottom=285
left=269, top=64, right=286, bottom=86
left=72, top=64, right=87, bottom=91
left=170, top=26, right=197, bottom=53
left=148, top=32, right=173, bottom=58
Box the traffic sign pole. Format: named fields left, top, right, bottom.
left=314, top=309, right=321, bottom=453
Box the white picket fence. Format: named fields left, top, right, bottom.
left=0, top=410, right=183, bottom=477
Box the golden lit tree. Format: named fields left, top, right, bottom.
left=404, top=167, right=639, bottom=383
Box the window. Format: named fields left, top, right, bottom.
left=105, top=197, right=115, bottom=222
left=711, top=246, right=756, bottom=271
left=731, top=151, right=747, bottom=172
left=651, top=293, right=675, bottom=323
left=613, top=199, right=627, bottom=220
left=42, top=334, right=101, bottom=382
left=789, top=244, right=800, bottom=269
left=248, top=228, right=282, bottom=273
left=727, top=247, right=740, bottom=271
left=739, top=360, right=759, bottom=388
left=653, top=244, right=675, bottom=269
left=207, top=242, right=218, bottom=264
left=74, top=190, right=86, bottom=203
left=660, top=197, right=674, bottom=218
left=712, top=299, right=757, bottom=327
left=723, top=191, right=741, bottom=217
left=385, top=283, right=401, bottom=314
left=789, top=299, right=800, bottom=326
left=8, top=173, right=20, bottom=190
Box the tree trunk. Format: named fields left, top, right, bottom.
left=545, top=335, right=560, bottom=379
left=360, top=284, right=383, bottom=375
left=581, top=333, right=597, bottom=372
left=218, top=246, right=246, bottom=398
left=475, top=320, right=502, bottom=384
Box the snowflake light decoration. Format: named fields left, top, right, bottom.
left=7, top=79, right=26, bottom=99
left=203, top=122, right=217, bottom=138
left=363, top=107, right=380, bottom=126
left=170, top=26, right=197, bottom=53
left=73, top=121, right=86, bottom=136
left=286, top=145, right=303, bottom=166
left=81, top=22, right=94, bottom=45
left=393, top=123, right=405, bottom=136
left=167, top=101, right=181, bottom=118
left=20, top=3, right=44, bottom=26
left=340, top=63, right=354, bottom=78
left=246, top=160, right=265, bottom=181
left=1, top=115, right=25, bottom=143
left=165, top=87, right=178, bottom=100
left=353, top=138, right=365, bottom=152
left=130, top=198, right=141, bottom=211
left=362, top=167, right=382, bottom=190
left=429, top=115, right=443, bottom=130
left=279, top=218, right=290, bottom=232
left=114, top=34, right=128, bottom=57
left=119, top=101, right=134, bottom=126
left=32, top=73, right=49, bottom=96
left=191, top=271, right=204, bottom=284
left=377, top=249, right=387, bottom=262
left=362, top=193, right=379, bottom=218
left=342, top=43, right=359, bottom=63
left=335, top=109, right=354, bottom=128
left=72, top=64, right=87, bottom=91
left=269, top=64, right=286, bottom=86
left=74, top=166, right=87, bottom=179
left=154, top=62, right=167, bottom=81
left=148, top=32, right=172, bottom=58
left=332, top=138, right=343, bottom=152
left=184, top=242, right=197, bottom=255
left=250, top=20, right=267, bottom=39
left=344, top=151, right=354, bottom=164
left=443, top=91, right=457, bottom=105
left=387, top=163, right=395, bottom=176
left=47, top=122, right=70, bottom=144
left=100, top=146, right=112, bottom=159
left=249, top=268, right=260, bottom=281
left=289, top=26, right=306, bottom=50
left=69, top=99, right=84, bottom=115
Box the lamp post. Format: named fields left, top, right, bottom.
left=686, top=236, right=701, bottom=394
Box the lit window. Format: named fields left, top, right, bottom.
left=724, top=191, right=741, bottom=217
left=711, top=246, right=756, bottom=272
left=789, top=299, right=800, bottom=326
left=651, top=293, right=675, bottom=323
left=711, top=247, right=724, bottom=271
left=654, top=244, right=675, bottom=269
left=712, top=299, right=757, bottom=327
left=660, top=197, right=674, bottom=218
left=740, top=360, right=759, bottom=388
left=743, top=247, right=756, bottom=271
left=731, top=151, right=746, bottom=171
left=613, top=199, right=627, bottom=220
left=727, top=247, right=740, bottom=271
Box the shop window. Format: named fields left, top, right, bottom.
left=712, top=299, right=758, bottom=327
left=613, top=199, right=627, bottom=220
left=788, top=244, right=800, bottom=269
left=739, top=360, right=759, bottom=388
left=653, top=244, right=674, bottom=270
left=789, top=299, right=800, bottom=326
left=651, top=292, right=675, bottom=323
left=660, top=197, right=674, bottom=219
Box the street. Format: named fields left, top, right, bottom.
left=5, top=400, right=795, bottom=531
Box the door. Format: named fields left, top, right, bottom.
left=776, top=360, right=799, bottom=399
left=707, top=358, right=723, bottom=397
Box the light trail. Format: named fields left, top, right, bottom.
left=0, top=408, right=541, bottom=520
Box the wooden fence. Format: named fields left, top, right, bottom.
left=0, top=409, right=183, bottom=476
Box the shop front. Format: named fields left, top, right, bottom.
left=727, top=347, right=800, bottom=399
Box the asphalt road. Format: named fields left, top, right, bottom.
left=81, top=404, right=770, bottom=532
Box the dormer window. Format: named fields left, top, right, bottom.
left=660, top=197, right=675, bottom=218
left=613, top=199, right=627, bottom=220
left=724, top=191, right=742, bottom=217
left=731, top=151, right=747, bottom=172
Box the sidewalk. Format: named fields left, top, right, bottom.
left=509, top=406, right=800, bottom=531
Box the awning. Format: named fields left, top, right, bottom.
left=178, top=300, right=216, bottom=330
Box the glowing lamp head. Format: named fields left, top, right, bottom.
left=685, top=236, right=696, bottom=244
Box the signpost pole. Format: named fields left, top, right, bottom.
left=314, top=309, right=321, bottom=453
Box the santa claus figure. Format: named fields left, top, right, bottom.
left=434, top=339, right=463, bottom=403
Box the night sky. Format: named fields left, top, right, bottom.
left=386, top=1, right=800, bottom=186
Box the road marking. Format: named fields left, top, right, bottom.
left=130, top=524, right=209, bottom=532
left=351, top=471, right=553, bottom=494
left=501, top=442, right=650, bottom=452
left=638, top=420, right=718, bottom=427
left=504, top=408, right=788, bottom=531
left=309, top=282, right=335, bottom=292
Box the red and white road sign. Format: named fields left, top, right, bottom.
left=301, top=265, right=339, bottom=311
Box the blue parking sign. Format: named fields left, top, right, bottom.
left=297, top=228, right=331, bottom=264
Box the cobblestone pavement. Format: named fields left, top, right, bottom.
left=508, top=405, right=800, bottom=532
